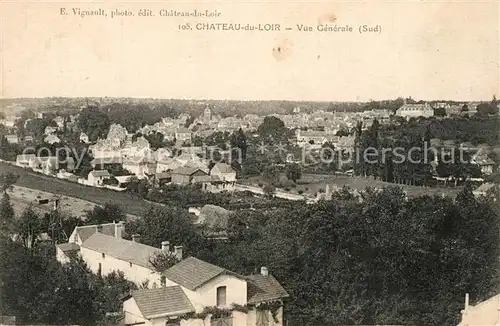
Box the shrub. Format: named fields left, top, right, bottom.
left=298, top=190, right=304, bottom=194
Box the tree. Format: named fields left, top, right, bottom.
left=125, top=206, right=204, bottom=255
left=77, top=107, right=111, bottom=141
left=148, top=251, right=180, bottom=273
left=0, top=172, right=19, bottom=194
left=285, top=163, right=302, bottom=182
left=84, top=203, right=126, bottom=225
left=0, top=193, right=14, bottom=232
left=262, top=184, right=276, bottom=198
left=257, top=116, right=290, bottom=141
left=14, top=207, right=43, bottom=250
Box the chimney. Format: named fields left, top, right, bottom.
left=114, top=221, right=124, bottom=239
left=464, top=293, right=469, bottom=312
left=96, top=224, right=103, bottom=233
left=132, top=234, right=141, bottom=243
left=174, top=245, right=183, bottom=260
left=161, top=241, right=170, bottom=253
left=261, top=266, right=269, bottom=276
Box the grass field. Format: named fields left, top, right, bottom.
left=242, top=173, right=462, bottom=198
left=0, top=162, right=155, bottom=217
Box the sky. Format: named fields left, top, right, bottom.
left=0, top=0, right=499, bottom=102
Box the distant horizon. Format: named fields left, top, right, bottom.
left=1, top=95, right=497, bottom=104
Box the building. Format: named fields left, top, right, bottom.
left=44, top=134, right=61, bottom=145
left=458, top=293, right=500, bottom=325
left=4, top=134, right=19, bottom=144
left=473, top=183, right=498, bottom=200
left=80, top=133, right=90, bottom=143
left=210, top=163, right=236, bottom=182
left=57, top=222, right=173, bottom=287
left=87, top=170, right=112, bottom=186
left=15, top=154, right=37, bottom=168
left=471, top=153, right=495, bottom=175
left=175, top=128, right=192, bottom=144
left=395, top=103, right=434, bottom=119
left=122, top=257, right=289, bottom=326
left=171, top=167, right=210, bottom=186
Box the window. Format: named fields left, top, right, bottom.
left=161, top=276, right=166, bottom=286
left=98, top=263, right=102, bottom=277
left=129, top=262, right=133, bottom=268
left=102, top=253, right=105, bottom=259
left=216, top=286, right=227, bottom=307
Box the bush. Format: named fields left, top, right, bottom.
left=258, top=182, right=263, bottom=188
left=298, top=190, right=304, bottom=195
left=319, top=188, right=325, bottom=193
left=284, top=187, right=290, bottom=192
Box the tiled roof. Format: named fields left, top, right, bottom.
left=246, top=274, right=290, bottom=304
left=163, top=257, right=245, bottom=291
left=75, top=223, right=117, bottom=242
left=132, top=286, right=195, bottom=319
left=82, top=233, right=161, bottom=268
left=56, top=242, right=80, bottom=252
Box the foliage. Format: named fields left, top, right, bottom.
left=262, top=184, right=276, bottom=198
left=202, top=186, right=500, bottom=326
left=77, top=107, right=111, bottom=141
left=148, top=251, right=180, bottom=273
left=84, top=203, right=126, bottom=225
left=0, top=172, right=19, bottom=193
left=125, top=205, right=204, bottom=255
left=257, top=116, right=291, bottom=141
left=285, top=163, right=302, bottom=182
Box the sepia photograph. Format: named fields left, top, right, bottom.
left=0, top=1, right=499, bottom=325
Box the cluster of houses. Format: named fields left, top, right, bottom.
left=56, top=222, right=289, bottom=326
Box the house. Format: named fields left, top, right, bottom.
left=210, top=163, right=236, bottom=182
left=4, top=134, right=19, bottom=144
left=44, top=134, right=61, bottom=145
left=171, top=167, right=210, bottom=186
left=90, top=157, right=123, bottom=170
left=44, top=126, right=58, bottom=135
left=295, top=129, right=327, bottom=146
left=471, top=153, right=495, bottom=175
left=458, top=293, right=500, bottom=325
left=55, top=242, right=81, bottom=264
left=88, top=170, right=112, bottom=186
left=201, top=175, right=236, bottom=193
left=153, top=172, right=171, bottom=187
left=80, top=133, right=90, bottom=143
left=29, top=156, right=73, bottom=175
left=395, top=103, right=434, bottom=119
left=15, top=154, right=37, bottom=168
left=473, top=183, right=498, bottom=200
left=59, top=222, right=173, bottom=287
left=123, top=257, right=289, bottom=326
left=175, top=128, right=192, bottom=143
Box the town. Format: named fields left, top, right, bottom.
left=0, top=96, right=500, bottom=326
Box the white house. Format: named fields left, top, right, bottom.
left=57, top=222, right=171, bottom=287
left=471, top=153, right=495, bottom=175
left=87, top=170, right=112, bottom=186
left=123, top=257, right=289, bottom=326
left=395, top=103, right=434, bottom=119
left=15, top=154, right=37, bottom=168
left=4, top=134, right=19, bottom=144
left=80, top=133, right=90, bottom=143
left=210, top=163, right=236, bottom=182
left=44, top=134, right=61, bottom=145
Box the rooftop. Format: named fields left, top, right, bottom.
left=246, top=274, right=290, bottom=304
left=163, top=256, right=245, bottom=291
left=131, top=286, right=195, bottom=319
left=82, top=233, right=161, bottom=268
